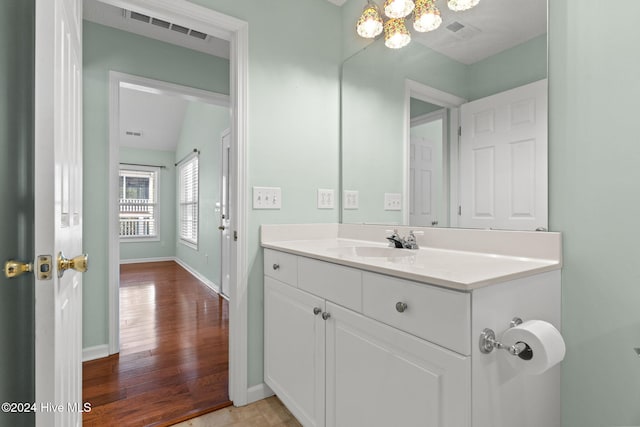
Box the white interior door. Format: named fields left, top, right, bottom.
left=219, top=129, right=231, bottom=297
left=409, top=135, right=437, bottom=227
left=34, top=0, right=85, bottom=426
left=459, top=79, right=547, bottom=230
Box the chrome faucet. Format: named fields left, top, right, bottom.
left=386, top=229, right=405, bottom=248
left=386, top=230, right=421, bottom=250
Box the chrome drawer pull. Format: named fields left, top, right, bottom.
left=395, top=302, right=408, bottom=313
left=272, top=263, right=280, bottom=270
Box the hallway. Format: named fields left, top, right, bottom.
left=82, top=261, right=231, bottom=426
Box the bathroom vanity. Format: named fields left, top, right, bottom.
left=261, top=224, right=562, bottom=427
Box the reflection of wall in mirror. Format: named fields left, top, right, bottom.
left=341, top=33, right=547, bottom=226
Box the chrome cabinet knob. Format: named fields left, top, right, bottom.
left=313, top=307, right=322, bottom=315
left=395, top=302, right=408, bottom=313
left=272, top=263, right=280, bottom=270
left=321, top=312, right=331, bottom=320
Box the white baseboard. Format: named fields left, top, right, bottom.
left=119, top=256, right=175, bottom=265
left=246, top=383, right=274, bottom=405
left=174, top=258, right=221, bottom=295
left=82, top=344, right=109, bottom=362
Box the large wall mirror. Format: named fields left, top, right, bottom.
left=341, top=0, right=547, bottom=230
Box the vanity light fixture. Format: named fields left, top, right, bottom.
left=447, top=0, right=480, bottom=12
left=357, top=0, right=471, bottom=48
left=413, top=0, right=442, bottom=32
left=384, top=18, right=411, bottom=49
left=356, top=0, right=384, bottom=39
left=383, top=0, right=415, bottom=19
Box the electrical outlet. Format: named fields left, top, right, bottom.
left=317, top=189, right=335, bottom=209
left=384, top=193, right=402, bottom=211
left=253, top=187, right=282, bottom=209
left=344, top=190, right=359, bottom=209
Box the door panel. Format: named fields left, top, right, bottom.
left=264, top=278, right=325, bottom=427
left=325, top=303, right=471, bottom=427
left=34, top=0, right=84, bottom=425
left=459, top=79, right=547, bottom=230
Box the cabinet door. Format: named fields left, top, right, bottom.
left=325, top=302, right=471, bottom=427
left=264, top=277, right=325, bottom=427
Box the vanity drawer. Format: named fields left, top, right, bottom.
left=362, top=272, right=471, bottom=355
left=264, top=249, right=298, bottom=287
left=298, top=257, right=362, bottom=312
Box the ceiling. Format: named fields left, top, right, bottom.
left=344, top=0, right=546, bottom=64
left=119, top=87, right=189, bottom=152
left=413, top=0, right=546, bottom=64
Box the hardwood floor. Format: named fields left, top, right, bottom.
left=82, top=261, right=231, bottom=427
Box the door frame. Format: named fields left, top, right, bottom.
left=108, top=71, right=230, bottom=343
left=98, top=0, right=250, bottom=406
left=403, top=79, right=466, bottom=227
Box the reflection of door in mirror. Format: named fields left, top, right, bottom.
left=459, top=79, right=547, bottom=231
left=409, top=103, right=445, bottom=227
left=220, top=129, right=231, bottom=298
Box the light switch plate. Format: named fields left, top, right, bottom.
left=317, top=189, right=335, bottom=209
left=384, top=193, right=402, bottom=211
left=253, top=187, right=281, bottom=209
left=344, top=190, right=359, bottom=209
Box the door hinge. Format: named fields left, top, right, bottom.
left=458, top=126, right=462, bottom=136
left=458, top=205, right=462, bottom=216
left=233, top=230, right=238, bottom=241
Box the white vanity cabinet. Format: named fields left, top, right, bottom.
left=264, top=249, right=471, bottom=427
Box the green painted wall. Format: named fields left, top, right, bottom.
left=468, top=34, right=547, bottom=101
left=175, top=102, right=230, bottom=286
left=0, top=1, right=35, bottom=426
left=410, top=98, right=443, bottom=118
left=190, top=0, right=342, bottom=386
left=549, top=2, right=640, bottom=426
left=119, top=147, right=176, bottom=260
left=83, top=21, right=230, bottom=349
left=341, top=38, right=468, bottom=224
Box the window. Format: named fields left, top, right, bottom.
left=119, top=167, right=159, bottom=240
left=178, top=155, right=199, bottom=246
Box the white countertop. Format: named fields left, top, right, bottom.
left=261, top=224, right=562, bottom=291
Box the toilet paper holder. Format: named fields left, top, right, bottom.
left=479, top=317, right=533, bottom=360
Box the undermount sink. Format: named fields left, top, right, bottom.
left=327, top=246, right=415, bottom=259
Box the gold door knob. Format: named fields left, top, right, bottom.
left=4, top=260, right=33, bottom=279
left=57, top=252, right=88, bottom=277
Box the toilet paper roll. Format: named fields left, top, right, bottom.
left=501, top=320, right=566, bottom=375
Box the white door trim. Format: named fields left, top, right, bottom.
left=100, top=0, right=250, bottom=406
left=404, top=79, right=466, bottom=227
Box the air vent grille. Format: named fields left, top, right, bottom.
left=130, top=11, right=150, bottom=23
left=446, top=21, right=465, bottom=33
left=125, top=10, right=209, bottom=42
left=151, top=18, right=170, bottom=29
left=171, top=24, right=189, bottom=35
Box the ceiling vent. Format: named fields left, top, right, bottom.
left=445, top=21, right=481, bottom=40
left=123, top=9, right=210, bottom=42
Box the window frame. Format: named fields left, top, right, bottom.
left=118, top=165, right=161, bottom=242
left=177, top=153, right=199, bottom=249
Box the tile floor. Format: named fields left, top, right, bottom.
left=171, top=396, right=301, bottom=427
